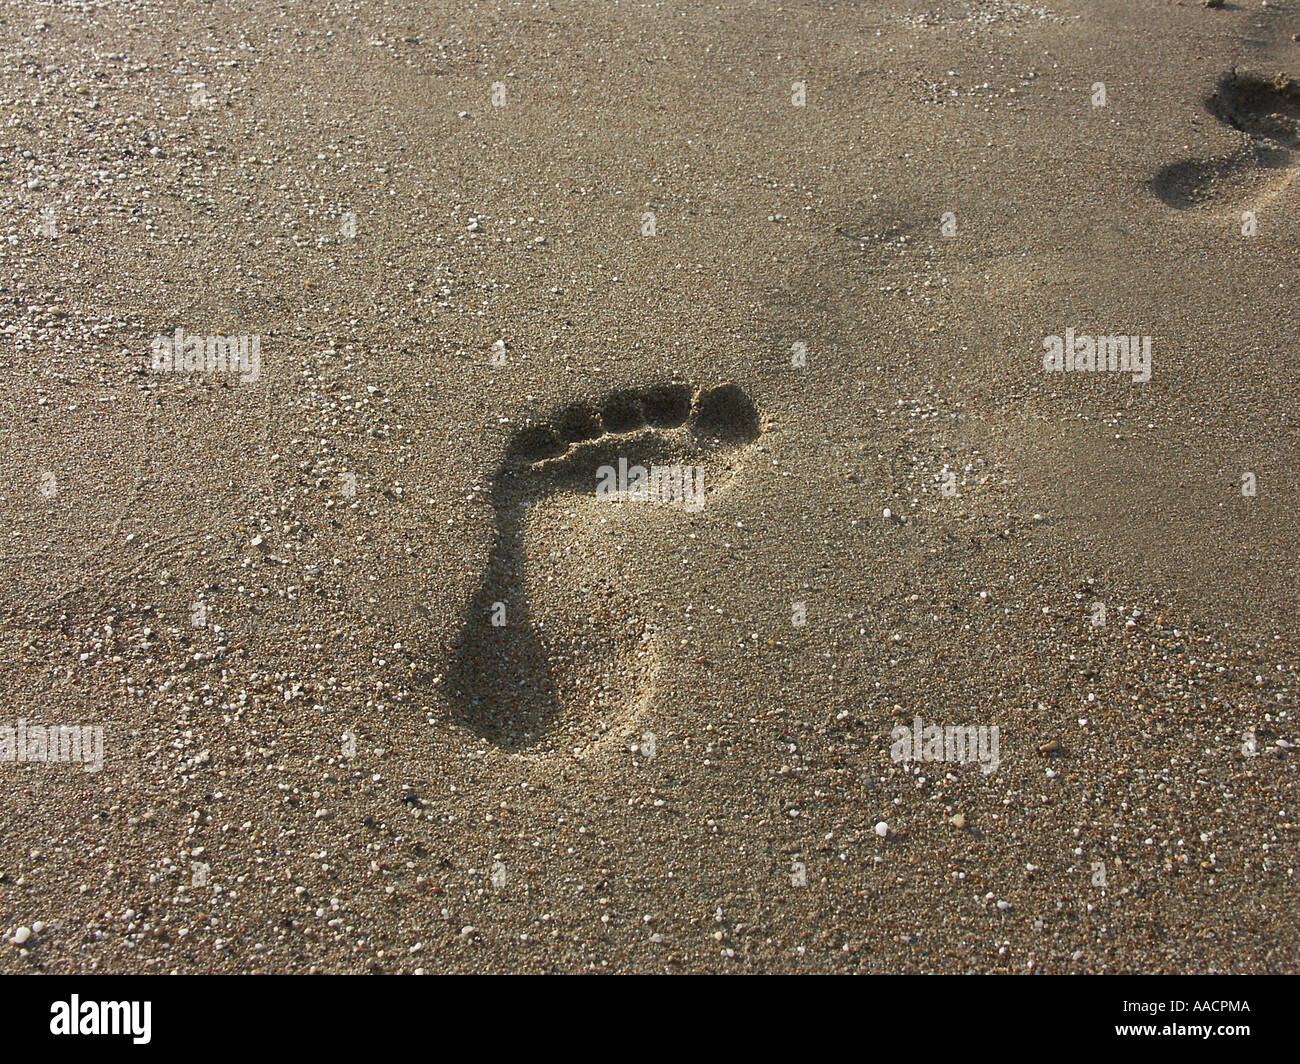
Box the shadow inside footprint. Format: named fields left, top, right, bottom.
left=1150, top=143, right=1293, bottom=209
left=1151, top=70, right=1300, bottom=209
left=692, top=382, right=760, bottom=443
left=444, top=381, right=759, bottom=752
left=444, top=500, right=560, bottom=750
left=1207, top=70, right=1300, bottom=150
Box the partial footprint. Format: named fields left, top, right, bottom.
left=1207, top=70, right=1300, bottom=150
left=1151, top=70, right=1300, bottom=210
left=444, top=381, right=760, bottom=755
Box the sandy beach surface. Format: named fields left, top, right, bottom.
left=1, top=0, right=1297, bottom=973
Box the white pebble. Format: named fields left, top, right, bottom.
left=874, top=821, right=889, bottom=838
left=11, top=927, right=31, bottom=945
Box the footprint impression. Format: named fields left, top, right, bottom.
left=1151, top=70, right=1300, bottom=211
left=445, top=381, right=761, bottom=755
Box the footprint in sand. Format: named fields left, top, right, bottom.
left=445, top=381, right=761, bottom=756
left=1151, top=70, right=1300, bottom=211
